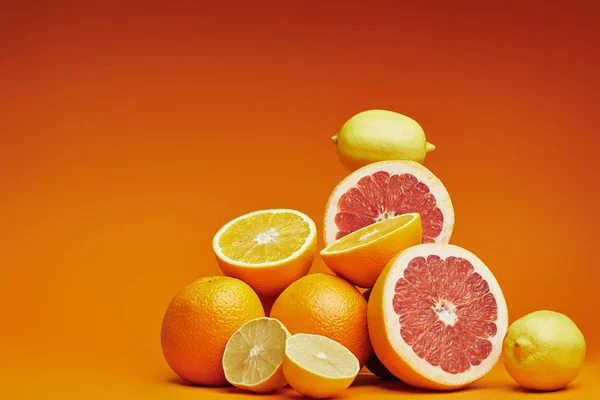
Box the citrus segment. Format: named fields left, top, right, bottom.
left=324, top=161, right=453, bottom=245
left=223, top=317, right=290, bottom=393
left=321, top=213, right=422, bottom=287
left=283, top=333, right=359, bottom=399
left=368, top=244, right=508, bottom=390
left=161, top=277, right=265, bottom=386
left=213, top=209, right=316, bottom=296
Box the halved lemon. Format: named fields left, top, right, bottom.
left=320, top=213, right=422, bottom=288
left=222, top=317, right=290, bottom=393
left=283, top=333, right=360, bottom=399
left=213, top=209, right=317, bottom=297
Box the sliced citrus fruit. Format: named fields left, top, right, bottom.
left=324, top=160, right=454, bottom=245
left=222, top=317, right=290, bottom=393
left=213, top=209, right=317, bottom=297
left=283, top=333, right=360, bottom=399
left=368, top=244, right=508, bottom=390
left=320, top=213, right=422, bottom=288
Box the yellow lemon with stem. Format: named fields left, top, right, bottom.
left=332, top=109, right=435, bottom=171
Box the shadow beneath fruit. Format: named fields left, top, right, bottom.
left=165, top=378, right=299, bottom=397
left=221, top=387, right=293, bottom=397
left=510, top=385, right=577, bottom=394
left=166, top=377, right=195, bottom=386
left=260, top=295, right=278, bottom=316
left=165, top=377, right=232, bottom=391
left=167, top=374, right=550, bottom=397
left=350, top=373, right=477, bottom=395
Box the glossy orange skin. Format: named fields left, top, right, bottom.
left=161, top=276, right=265, bottom=386
left=270, top=273, right=371, bottom=367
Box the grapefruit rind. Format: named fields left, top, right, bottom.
left=324, top=161, right=454, bottom=246
left=368, top=244, right=508, bottom=390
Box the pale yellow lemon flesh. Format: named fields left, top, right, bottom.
left=283, top=333, right=360, bottom=399
left=222, top=317, right=290, bottom=393
left=320, top=213, right=422, bottom=288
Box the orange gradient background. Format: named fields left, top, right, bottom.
left=2, top=1, right=599, bottom=398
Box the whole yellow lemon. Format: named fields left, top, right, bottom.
left=503, top=310, right=586, bottom=391
left=331, top=109, right=435, bottom=171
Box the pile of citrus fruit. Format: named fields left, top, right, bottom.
left=161, top=109, right=586, bottom=397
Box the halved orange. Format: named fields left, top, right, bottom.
left=320, top=213, right=422, bottom=288
left=213, top=209, right=317, bottom=297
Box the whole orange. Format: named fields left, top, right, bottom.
left=161, top=276, right=264, bottom=386
left=270, top=273, right=371, bottom=366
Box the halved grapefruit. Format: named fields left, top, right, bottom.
left=324, top=161, right=453, bottom=246
left=367, top=244, right=508, bottom=390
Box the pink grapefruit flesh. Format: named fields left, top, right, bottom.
left=396, top=255, right=498, bottom=373
left=367, top=244, right=508, bottom=390
left=325, top=161, right=453, bottom=246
